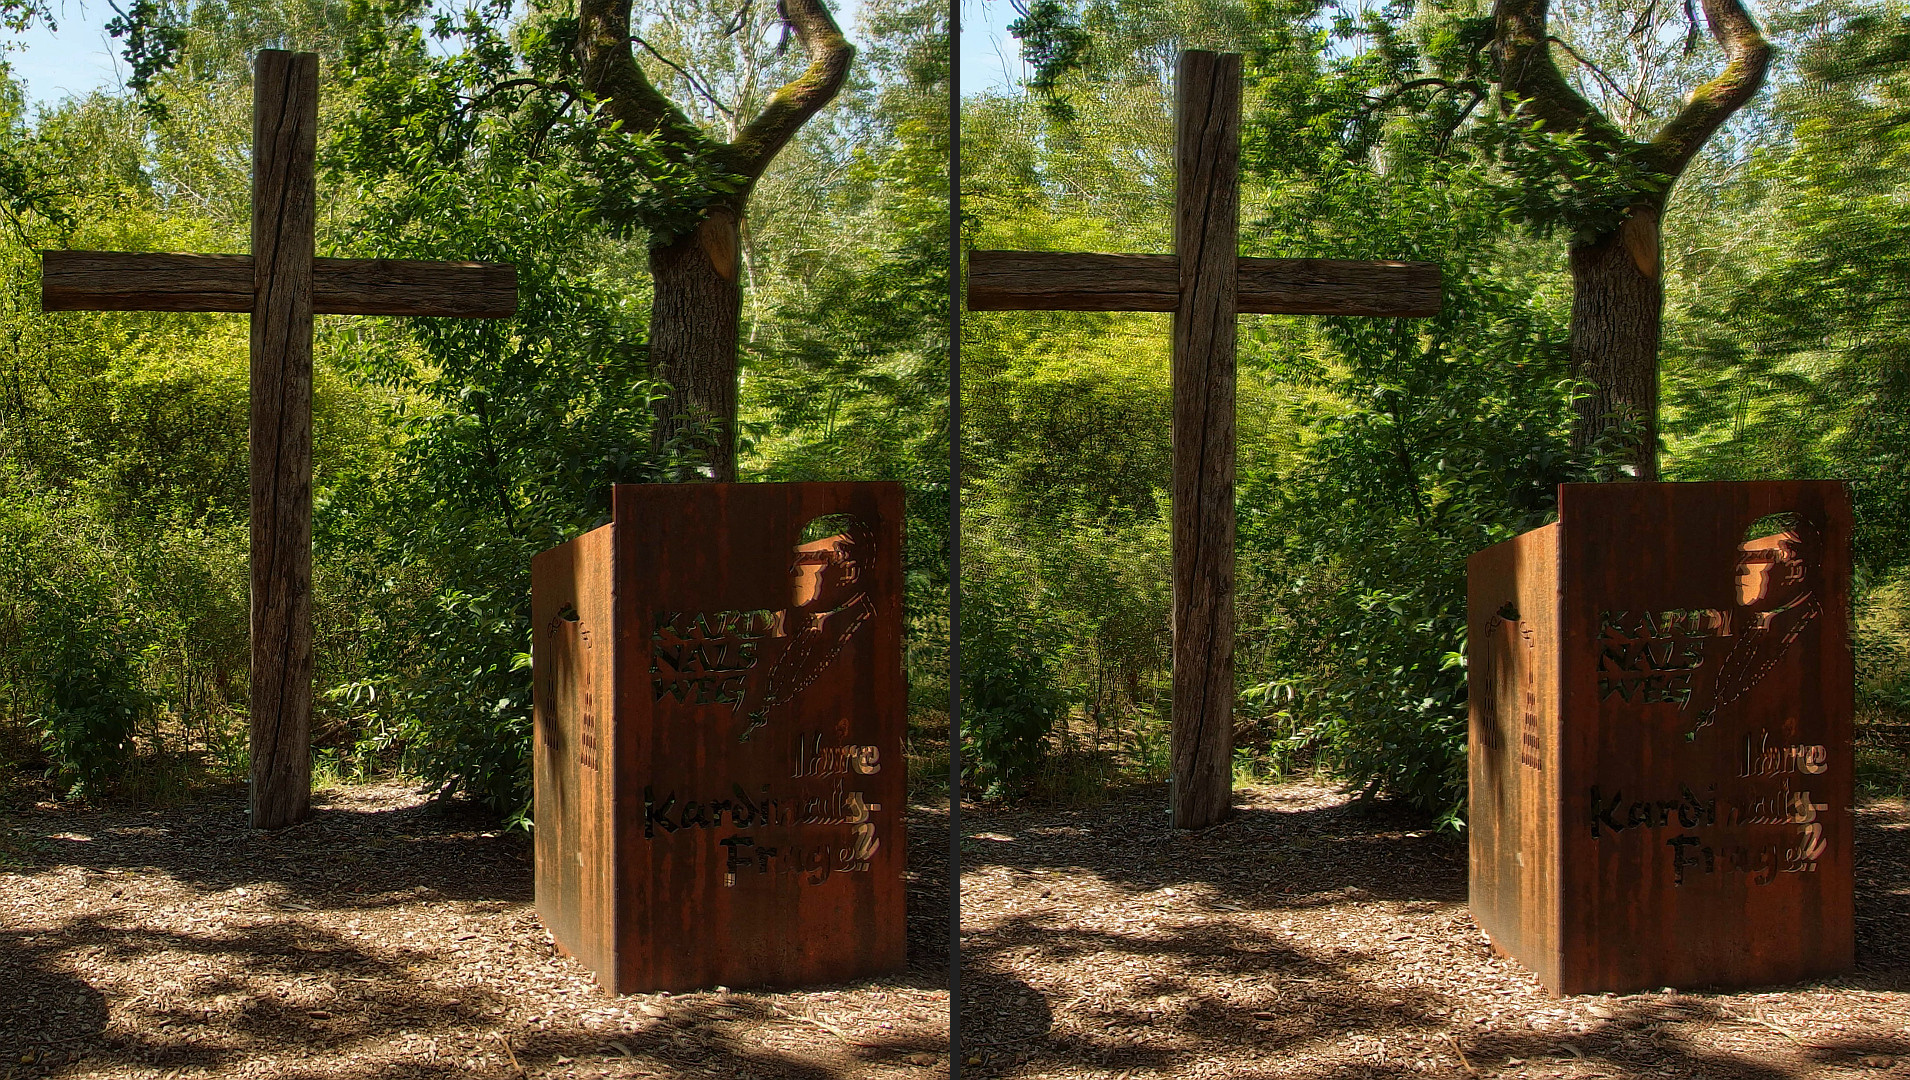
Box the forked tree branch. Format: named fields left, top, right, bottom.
left=574, top=0, right=853, bottom=194
left=727, top=0, right=854, bottom=181
left=1546, top=35, right=1653, bottom=117
left=1492, top=0, right=1627, bottom=145
left=576, top=0, right=709, bottom=152
left=1648, top=0, right=1771, bottom=173
left=1363, top=77, right=1466, bottom=116
left=1491, top=0, right=1770, bottom=188
left=633, top=34, right=739, bottom=120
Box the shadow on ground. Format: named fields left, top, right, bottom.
left=0, top=778, right=952, bottom=1080
left=958, top=783, right=1910, bottom=1079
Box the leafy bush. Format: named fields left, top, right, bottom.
left=0, top=495, right=150, bottom=791
left=1229, top=113, right=1609, bottom=825
left=960, top=566, right=1071, bottom=797
left=313, top=19, right=706, bottom=819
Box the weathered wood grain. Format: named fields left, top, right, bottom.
left=248, top=49, right=319, bottom=833
left=966, top=250, right=1442, bottom=317
left=312, top=258, right=518, bottom=316
left=1168, top=50, right=1240, bottom=832
left=1238, top=257, right=1440, bottom=317
left=41, top=251, right=519, bottom=317
left=42, top=252, right=255, bottom=312
left=966, top=251, right=1180, bottom=311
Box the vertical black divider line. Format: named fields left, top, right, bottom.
left=946, top=0, right=962, bottom=1071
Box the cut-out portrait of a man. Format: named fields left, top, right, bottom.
left=1685, top=513, right=1824, bottom=738
left=735, top=514, right=878, bottom=741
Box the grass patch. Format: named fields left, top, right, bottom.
left=1027, top=747, right=1121, bottom=806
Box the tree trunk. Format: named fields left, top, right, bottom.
left=648, top=207, right=743, bottom=481
left=1568, top=206, right=1663, bottom=482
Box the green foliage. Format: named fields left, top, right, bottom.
left=1232, top=138, right=1601, bottom=823
left=0, top=495, right=148, bottom=789
left=0, top=79, right=258, bottom=793
left=0, top=0, right=948, bottom=818
left=106, top=0, right=190, bottom=118
left=311, top=8, right=704, bottom=816
left=332, top=0, right=747, bottom=245
left=311, top=0, right=947, bottom=818
left=963, top=0, right=1648, bottom=821
left=31, top=614, right=149, bottom=789
left=1007, top=0, right=1091, bottom=119
left=960, top=566, right=1071, bottom=796
left=1471, top=110, right=1671, bottom=243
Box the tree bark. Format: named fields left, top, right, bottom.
left=649, top=208, right=743, bottom=479
left=1491, top=0, right=1769, bottom=479
left=1568, top=206, right=1662, bottom=480
left=575, top=0, right=852, bottom=481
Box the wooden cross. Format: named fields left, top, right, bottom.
left=966, top=50, right=1442, bottom=829
left=39, top=50, right=518, bottom=830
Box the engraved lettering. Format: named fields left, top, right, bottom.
left=644, top=786, right=678, bottom=838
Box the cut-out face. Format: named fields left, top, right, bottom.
left=1735, top=549, right=1780, bottom=607
left=1734, top=516, right=1818, bottom=611
left=788, top=517, right=873, bottom=613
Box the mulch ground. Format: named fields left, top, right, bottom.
left=959, top=781, right=1910, bottom=1080
left=0, top=781, right=951, bottom=1080
left=8, top=777, right=1907, bottom=1080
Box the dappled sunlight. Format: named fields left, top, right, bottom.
left=959, top=781, right=1910, bottom=1079
left=0, top=782, right=951, bottom=1080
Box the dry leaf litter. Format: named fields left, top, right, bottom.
left=0, top=781, right=950, bottom=1079
left=959, top=781, right=1910, bottom=1080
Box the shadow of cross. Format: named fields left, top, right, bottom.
left=38, top=50, right=518, bottom=831
left=966, top=50, right=1442, bottom=830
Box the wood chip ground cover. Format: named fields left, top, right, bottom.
left=6, top=777, right=1905, bottom=1079
left=960, top=781, right=1910, bottom=1080
left=0, top=782, right=950, bottom=1079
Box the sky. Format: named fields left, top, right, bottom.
left=960, top=0, right=1025, bottom=96
left=1, top=0, right=1025, bottom=113
left=4, top=1, right=127, bottom=110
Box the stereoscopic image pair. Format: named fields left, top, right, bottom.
left=1, top=0, right=1905, bottom=1078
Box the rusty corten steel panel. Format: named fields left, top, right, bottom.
left=1469, top=481, right=1854, bottom=995
left=531, top=522, right=619, bottom=990
left=1468, top=520, right=1563, bottom=992
left=533, top=482, right=907, bottom=993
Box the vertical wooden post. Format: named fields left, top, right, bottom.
left=248, top=50, right=319, bottom=830
left=1169, top=50, right=1240, bottom=830
left=40, top=50, right=518, bottom=831
left=964, top=50, right=1438, bottom=832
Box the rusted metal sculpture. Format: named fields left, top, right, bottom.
left=967, top=50, right=1442, bottom=829
left=39, top=51, right=517, bottom=830
left=531, top=483, right=906, bottom=993
left=1468, top=481, right=1854, bottom=995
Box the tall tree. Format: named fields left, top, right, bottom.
left=1493, top=0, right=1771, bottom=478
left=576, top=0, right=854, bottom=479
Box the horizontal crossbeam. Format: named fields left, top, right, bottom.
left=966, top=250, right=1442, bottom=317
left=41, top=251, right=518, bottom=318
